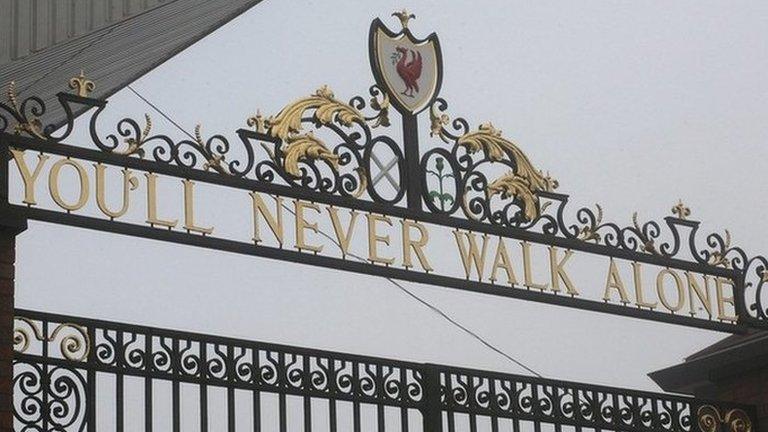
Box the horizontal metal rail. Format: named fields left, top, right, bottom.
left=12, top=309, right=757, bottom=432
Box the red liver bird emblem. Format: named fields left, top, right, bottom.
left=394, top=46, right=422, bottom=97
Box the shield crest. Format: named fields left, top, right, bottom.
left=369, top=17, right=443, bottom=115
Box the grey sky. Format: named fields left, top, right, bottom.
left=14, top=0, right=768, bottom=393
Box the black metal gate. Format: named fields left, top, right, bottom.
left=13, top=309, right=757, bottom=432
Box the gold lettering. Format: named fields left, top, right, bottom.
left=686, top=272, right=712, bottom=317
left=294, top=200, right=322, bottom=253
left=489, top=239, right=517, bottom=285
left=656, top=269, right=685, bottom=312
left=453, top=231, right=489, bottom=280
left=715, top=277, right=738, bottom=322
left=400, top=220, right=432, bottom=271
left=144, top=173, right=177, bottom=228
left=548, top=247, right=578, bottom=295
left=10, top=148, right=49, bottom=205
left=632, top=262, right=657, bottom=309
left=250, top=192, right=283, bottom=245
left=94, top=164, right=135, bottom=219
left=49, top=158, right=89, bottom=211
left=366, top=213, right=395, bottom=265
left=182, top=180, right=213, bottom=235
left=327, top=207, right=358, bottom=256
left=603, top=259, right=630, bottom=303
left=522, top=241, right=548, bottom=290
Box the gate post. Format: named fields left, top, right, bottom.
left=421, top=364, right=443, bottom=432
left=0, top=213, right=26, bottom=432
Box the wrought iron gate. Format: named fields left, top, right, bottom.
left=13, top=309, right=757, bottom=432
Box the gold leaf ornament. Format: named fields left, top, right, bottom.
left=458, top=122, right=548, bottom=191
left=429, top=103, right=451, bottom=143
left=268, top=85, right=364, bottom=141
left=282, top=132, right=340, bottom=177
left=487, top=172, right=540, bottom=221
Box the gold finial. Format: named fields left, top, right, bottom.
left=671, top=199, right=690, bottom=220
left=392, top=9, right=416, bottom=29
left=247, top=109, right=269, bottom=133
left=69, top=70, right=95, bottom=97
left=542, top=171, right=559, bottom=192
left=761, top=269, right=768, bottom=283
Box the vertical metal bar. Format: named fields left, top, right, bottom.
left=252, top=390, right=261, bottom=432
left=228, top=387, right=236, bottom=432
left=279, top=352, right=287, bottom=432
left=228, top=345, right=236, bottom=432
left=303, top=354, right=312, bottom=432
left=352, top=362, right=361, bottom=432
left=466, top=376, right=477, bottom=432
left=401, top=113, right=423, bottom=211
left=41, top=320, right=49, bottom=432
left=532, top=385, right=541, bottom=432
left=86, top=325, right=96, bottom=432
left=328, top=399, right=337, bottom=432
left=446, top=409, right=455, bottom=432
left=172, top=339, right=180, bottom=432
left=116, top=331, right=124, bottom=432
left=421, top=364, right=443, bottom=432
left=252, top=348, right=260, bottom=432
left=328, top=358, right=337, bottom=432
left=279, top=393, right=287, bottom=432
left=376, top=404, right=385, bottom=432
left=400, top=408, right=409, bottom=432
left=116, top=372, right=124, bottom=431
left=376, top=365, right=384, bottom=432
left=145, top=331, right=153, bottom=432
left=489, top=379, right=498, bottom=432
left=201, top=342, right=208, bottom=432
left=468, top=413, right=477, bottom=432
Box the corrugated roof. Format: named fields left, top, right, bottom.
left=0, top=0, right=265, bottom=128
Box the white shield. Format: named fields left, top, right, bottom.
left=369, top=19, right=443, bottom=115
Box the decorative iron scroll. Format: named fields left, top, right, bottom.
left=12, top=310, right=757, bottom=432
left=1, top=12, right=768, bottom=332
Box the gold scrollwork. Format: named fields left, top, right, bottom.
left=267, top=85, right=364, bottom=141
left=487, top=172, right=540, bottom=221
left=14, top=316, right=90, bottom=362
left=68, top=70, right=95, bottom=97
left=698, top=405, right=752, bottom=432
left=255, top=85, right=378, bottom=186
left=459, top=122, right=549, bottom=192
left=429, top=103, right=451, bottom=143
left=454, top=122, right=553, bottom=221
left=5, top=82, right=45, bottom=139
left=282, top=132, right=340, bottom=177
